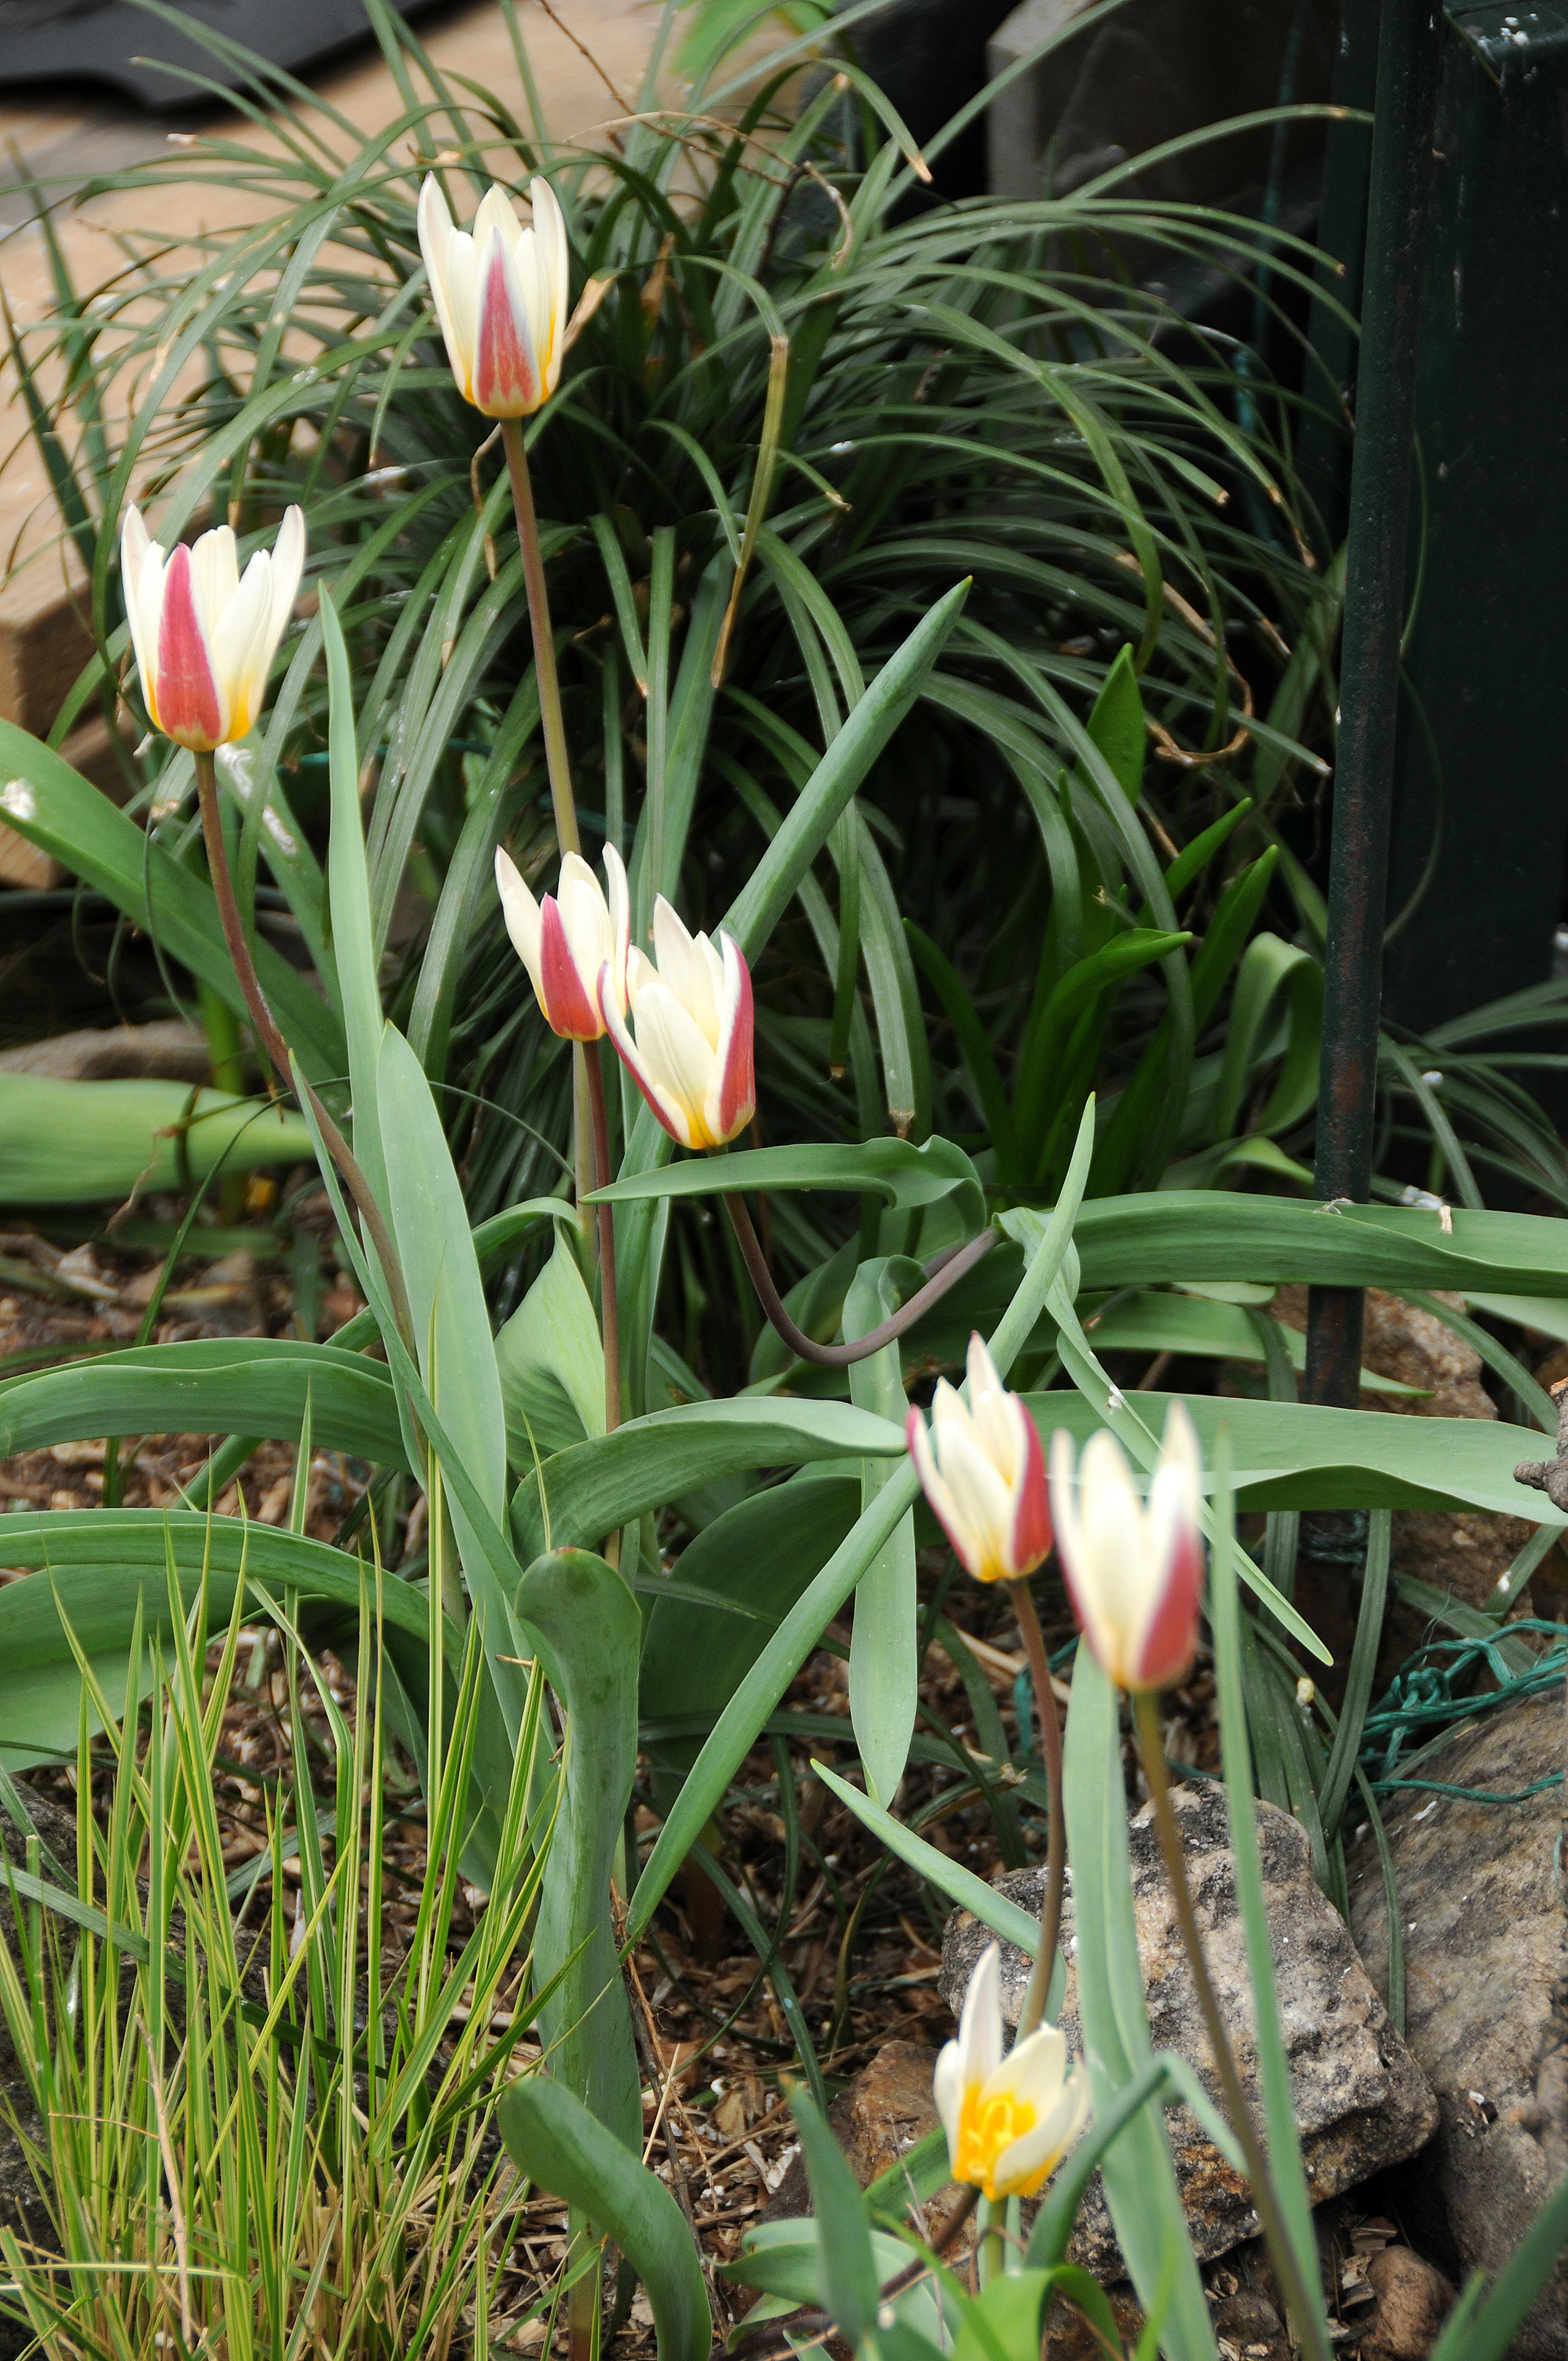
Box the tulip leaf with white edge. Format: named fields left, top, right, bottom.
left=0, top=1076, right=315, bottom=1207
left=0, top=1339, right=406, bottom=1468
left=846, top=1259, right=919, bottom=1807
left=498, top=2075, right=710, bottom=2361
left=721, top=578, right=970, bottom=960
left=512, top=1548, right=642, bottom=2151
left=589, top=1135, right=987, bottom=1234
left=1062, top=1642, right=1217, bottom=2360
left=495, top=1223, right=607, bottom=1461
left=624, top=1101, right=1095, bottom=1945
left=509, top=1397, right=904, bottom=1557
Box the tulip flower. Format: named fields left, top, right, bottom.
left=1048, top=1402, right=1205, bottom=1694
left=599, top=897, right=755, bottom=1152
left=122, top=506, right=305, bottom=752
left=417, top=174, right=569, bottom=418
left=496, top=842, right=629, bottom=1042
left=934, top=1943, right=1088, bottom=2203
left=907, top=1332, right=1051, bottom=1585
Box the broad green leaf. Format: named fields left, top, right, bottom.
left=0, top=1077, right=313, bottom=1205
left=509, top=1398, right=903, bottom=1559
left=1082, top=1290, right=1418, bottom=1394
left=588, top=1135, right=986, bottom=1234
left=845, top=1260, right=917, bottom=1808
left=791, top=2090, right=879, bottom=2343
left=0, top=1339, right=405, bottom=1468
left=722, top=579, right=969, bottom=958
left=1211, top=934, right=1322, bottom=1143
left=495, top=1226, right=607, bottom=1460
left=1062, top=1645, right=1216, bottom=2358
left=514, top=1548, right=641, bottom=2151
left=499, top=2076, right=711, bottom=2361
left=0, top=726, right=343, bottom=1079
left=321, top=586, right=391, bottom=1215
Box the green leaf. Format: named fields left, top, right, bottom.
left=514, top=1548, right=642, bottom=2150
left=1061, top=1645, right=1216, bottom=2359
left=589, top=1136, right=986, bottom=1235
left=496, top=1226, right=607, bottom=1460
left=1211, top=934, right=1322, bottom=1144
left=322, top=585, right=392, bottom=1216
left=846, top=1261, right=917, bottom=1808
left=1025, top=2057, right=1173, bottom=2268
left=0, top=1339, right=405, bottom=1468
left=0, top=727, right=344, bottom=1080
left=791, top=2089, right=879, bottom=2344
left=0, top=1077, right=314, bottom=1205
left=509, top=1398, right=903, bottom=1557
left=1080, top=643, right=1145, bottom=803
left=721, top=579, right=970, bottom=958
left=811, top=1761, right=1042, bottom=1956
left=905, top=922, right=1024, bottom=1191
left=499, top=2076, right=711, bottom=2361
left=1427, top=2169, right=1568, bottom=2361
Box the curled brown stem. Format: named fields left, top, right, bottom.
left=193, top=749, right=413, bottom=1347
left=723, top=1193, right=997, bottom=1369
left=1009, top=1577, right=1066, bottom=2039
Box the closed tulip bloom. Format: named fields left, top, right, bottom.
left=1049, top=1402, right=1205, bottom=1694
left=599, top=897, right=754, bottom=1151
left=122, top=505, right=304, bottom=752
left=496, top=842, right=629, bottom=1042
left=417, top=174, right=569, bottom=418
left=934, top=1943, right=1088, bottom=2203
left=907, top=1332, right=1050, bottom=1585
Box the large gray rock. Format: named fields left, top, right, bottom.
left=1348, top=1696, right=1568, bottom=2360
left=941, top=1783, right=1438, bottom=2276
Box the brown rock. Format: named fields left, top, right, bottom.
left=941, top=1785, right=1438, bottom=2276
left=1359, top=2246, right=1453, bottom=2359
left=761, top=2039, right=940, bottom=2221
left=1348, top=1697, right=1568, bottom=2359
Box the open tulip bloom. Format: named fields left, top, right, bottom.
left=600, top=897, right=755, bottom=1152
left=1049, top=1402, right=1205, bottom=1694
left=907, top=1332, right=1051, bottom=1585
left=496, top=842, right=629, bottom=1042
left=934, top=1943, right=1088, bottom=2203
left=122, top=507, right=305, bottom=752
left=417, top=175, right=568, bottom=418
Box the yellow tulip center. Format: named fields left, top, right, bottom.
left=955, top=2087, right=1036, bottom=2197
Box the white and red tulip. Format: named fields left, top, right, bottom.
left=121, top=506, right=304, bottom=752
left=599, top=898, right=754, bottom=1151
left=1049, top=1402, right=1205, bottom=1694
left=417, top=175, right=569, bottom=418
left=496, top=842, right=630, bottom=1042
left=907, top=1332, right=1051, bottom=1585
left=934, top=1943, right=1088, bottom=2203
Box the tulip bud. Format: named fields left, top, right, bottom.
left=496, top=842, right=629, bottom=1042
left=1048, top=1402, right=1205, bottom=1694
left=933, top=1943, right=1088, bottom=2202
left=599, top=897, right=755, bottom=1151
left=121, top=506, right=304, bottom=752
left=906, top=1332, right=1050, bottom=1585
left=417, top=175, right=569, bottom=418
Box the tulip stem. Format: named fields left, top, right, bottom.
left=1008, top=1579, right=1066, bottom=2041
left=723, top=1194, right=998, bottom=1368
left=1130, top=1689, right=1330, bottom=2361
left=502, top=416, right=580, bottom=861
left=193, top=750, right=414, bottom=1348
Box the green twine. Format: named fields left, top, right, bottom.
left=1360, top=1619, right=1568, bottom=1804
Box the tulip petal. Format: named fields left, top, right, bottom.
left=1008, top=1402, right=1052, bottom=1580
left=472, top=228, right=543, bottom=417
left=601, top=964, right=694, bottom=1149
left=418, top=176, right=476, bottom=399
left=601, top=842, right=630, bottom=1018
left=539, top=893, right=603, bottom=1038
left=630, top=981, right=717, bottom=1143
left=120, top=508, right=161, bottom=712
left=956, top=1943, right=1004, bottom=2093
left=649, top=899, right=719, bottom=1046
left=208, top=547, right=275, bottom=740
left=530, top=175, right=569, bottom=390
left=908, top=1407, right=978, bottom=1580
left=154, top=542, right=225, bottom=748
left=932, top=1421, right=1016, bottom=1582
left=709, top=932, right=755, bottom=1146
left=932, top=2037, right=964, bottom=2162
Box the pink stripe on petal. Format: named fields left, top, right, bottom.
left=539, top=896, right=602, bottom=1039
left=472, top=241, right=541, bottom=415
left=713, top=937, right=755, bottom=1143
left=1129, top=1526, right=1204, bottom=1693
left=1008, top=1412, right=1053, bottom=1580
left=155, top=544, right=223, bottom=748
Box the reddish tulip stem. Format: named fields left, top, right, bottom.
left=193, top=749, right=413, bottom=1348
left=1008, top=1577, right=1066, bottom=2039
left=501, top=416, right=580, bottom=861
left=723, top=1193, right=997, bottom=1368
left=1130, top=1689, right=1329, bottom=2361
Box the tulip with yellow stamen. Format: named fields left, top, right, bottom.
left=598, top=897, right=755, bottom=1152
left=934, top=1943, right=1088, bottom=2203
left=417, top=175, right=569, bottom=419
